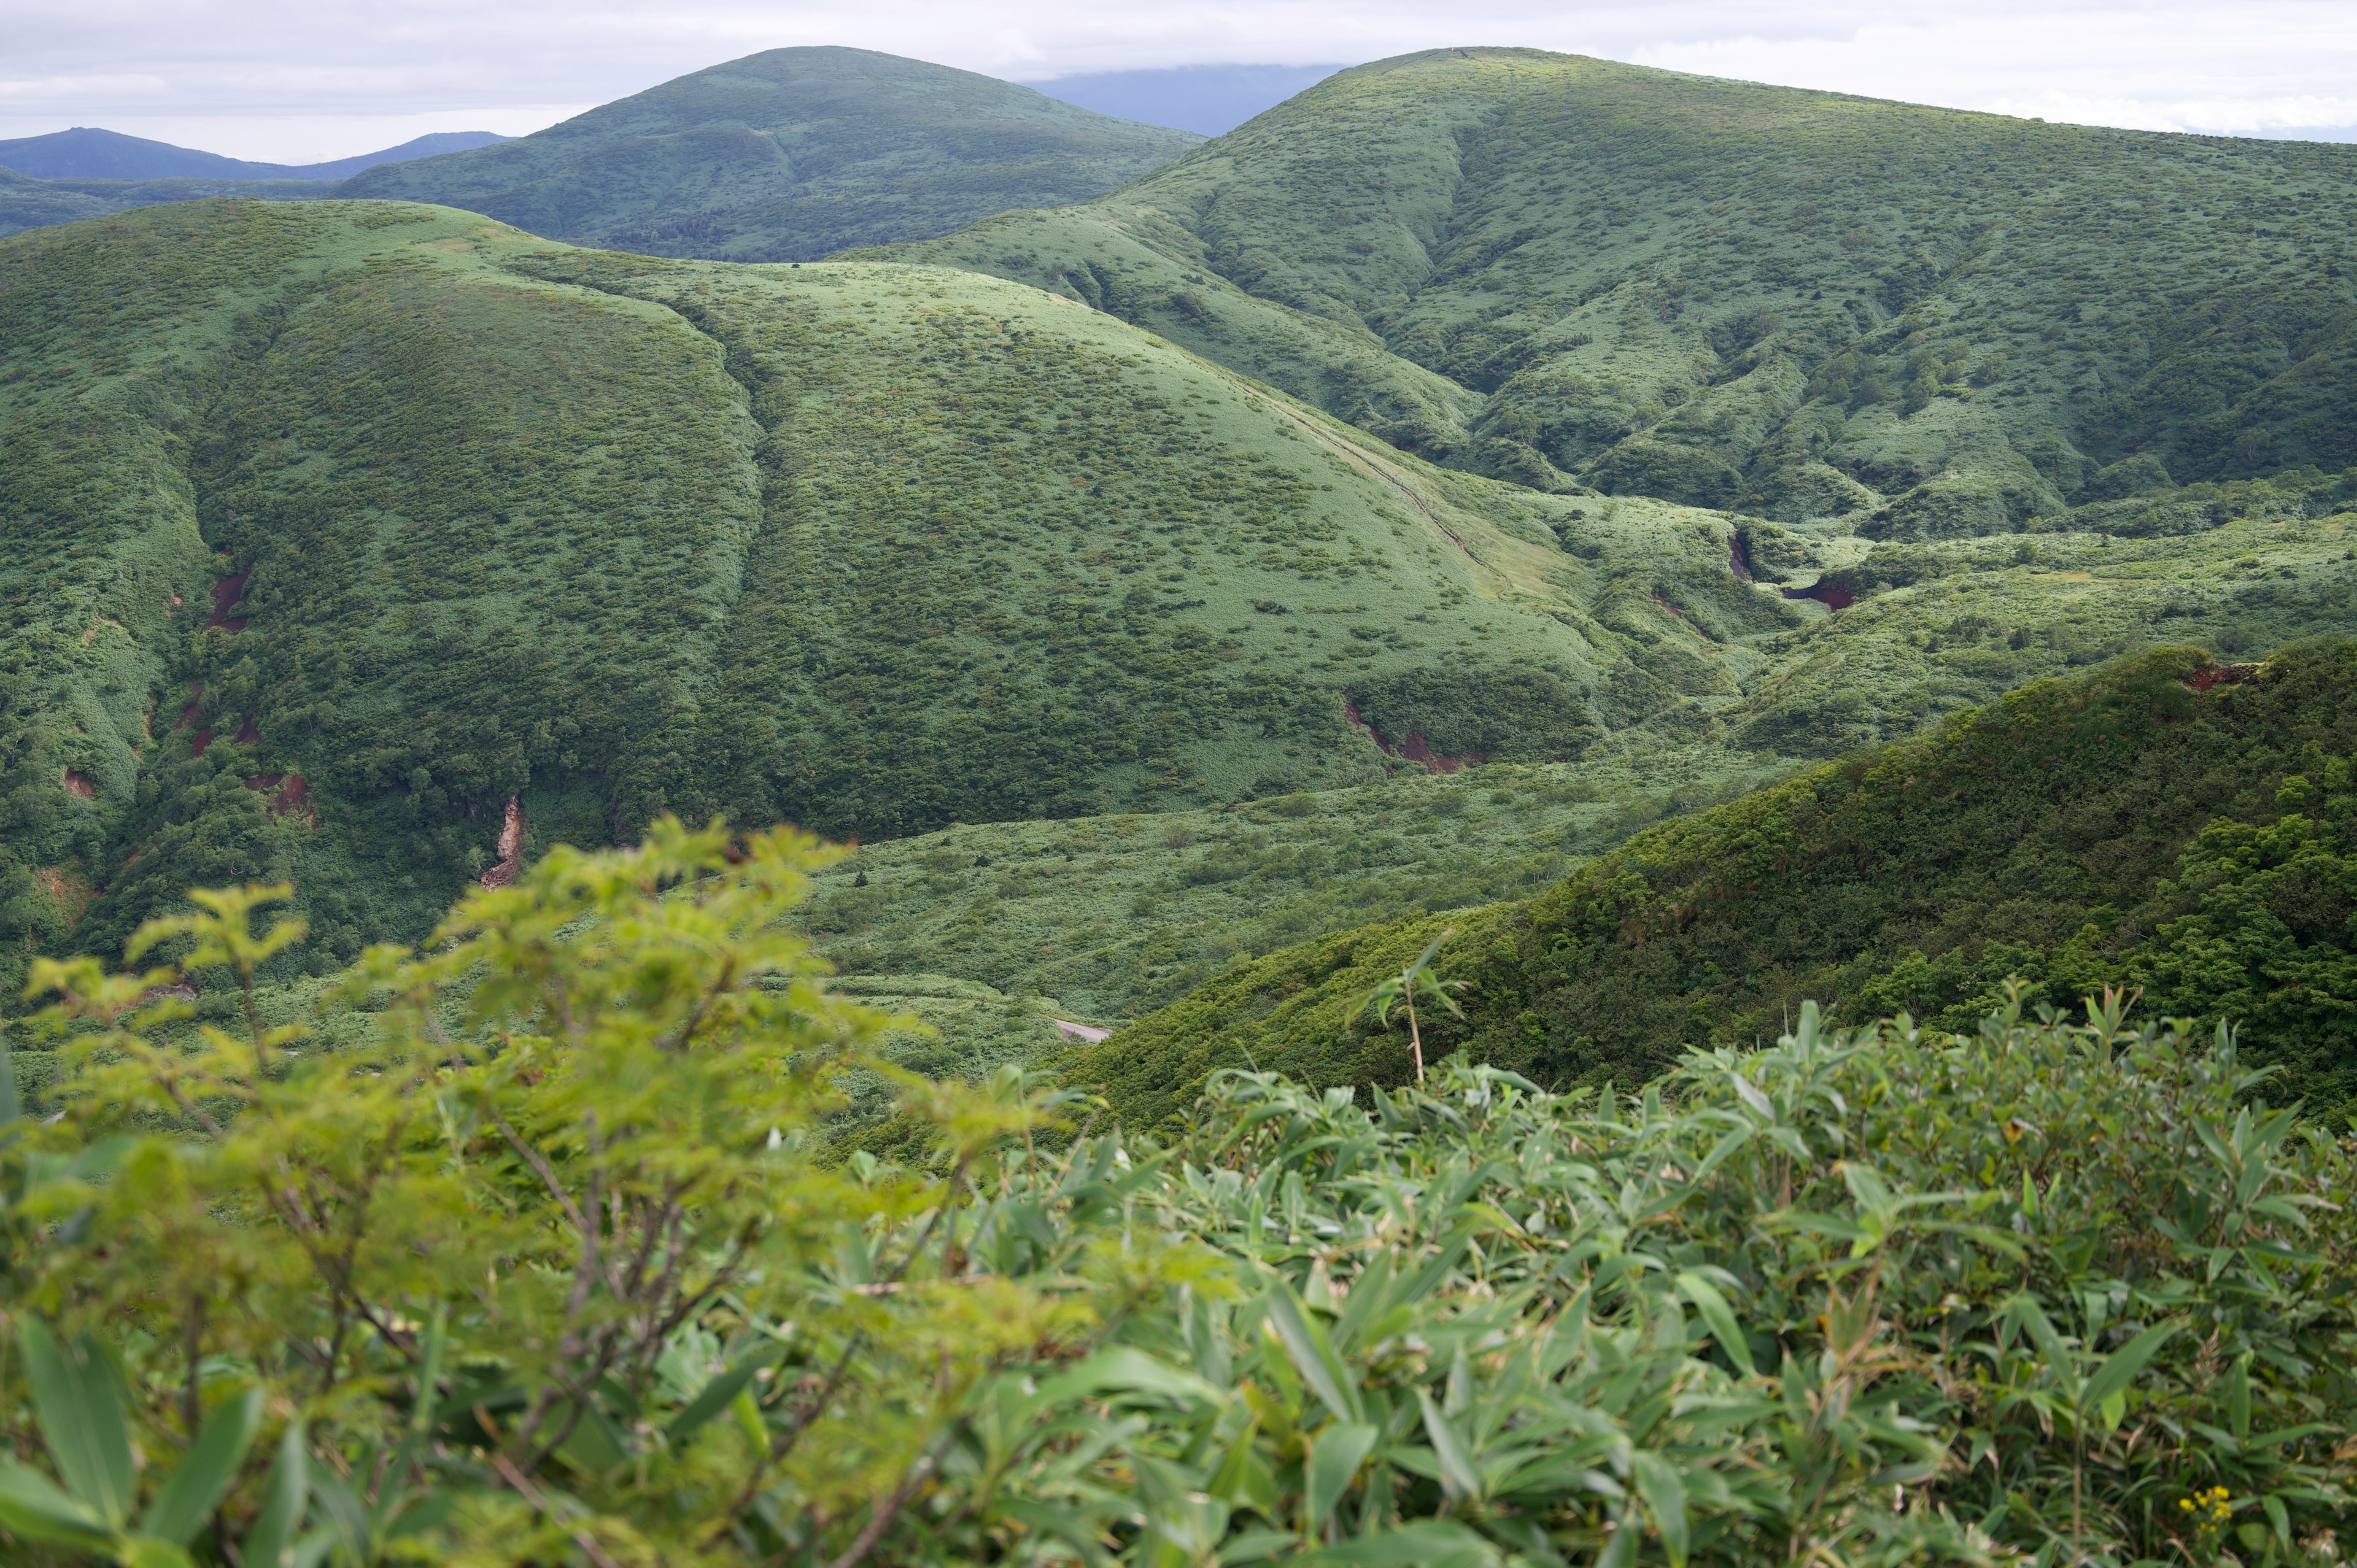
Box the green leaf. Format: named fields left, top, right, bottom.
left=1674, top=1273, right=1754, bottom=1376
left=0, top=1459, right=113, bottom=1547
left=1217, top=1527, right=1302, bottom=1566
left=1032, top=1345, right=1225, bottom=1410
left=1264, top=1284, right=1362, bottom=1423
left=19, top=1318, right=136, bottom=1528
left=1305, top=1422, right=1377, bottom=1534
left=1294, top=1518, right=1495, bottom=1567
left=1416, top=1390, right=1482, bottom=1500
left=1630, top=1451, right=1689, bottom=1568
left=0, top=1023, right=19, bottom=1125
left=241, top=1421, right=309, bottom=1568
left=115, top=1536, right=198, bottom=1568
left=668, top=1346, right=777, bottom=1443
left=2080, top=1323, right=2179, bottom=1415
left=141, top=1387, right=263, bottom=1547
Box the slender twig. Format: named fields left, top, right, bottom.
left=821, top=1421, right=965, bottom=1568
left=489, top=1452, right=625, bottom=1568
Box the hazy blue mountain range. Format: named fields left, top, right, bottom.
left=1029, top=63, right=1352, bottom=135
left=0, top=126, right=510, bottom=181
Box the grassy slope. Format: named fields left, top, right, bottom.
left=9, top=198, right=2353, bottom=1018
left=1, top=197, right=1790, bottom=991
left=877, top=48, right=2357, bottom=520
left=339, top=48, right=1202, bottom=262
left=1070, top=639, right=2357, bottom=1133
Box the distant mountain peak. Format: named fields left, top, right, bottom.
left=337, top=46, right=1202, bottom=261
left=0, top=126, right=512, bottom=182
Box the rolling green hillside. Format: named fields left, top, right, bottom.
left=0, top=196, right=1788, bottom=992
left=1069, top=639, right=2357, bottom=1133
left=878, top=48, right=2357, bottom=527
left=338, top=48, right=1202, bottom=260
left=7, top=196, right=2355, bottom=1021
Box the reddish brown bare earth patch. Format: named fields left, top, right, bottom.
left=2185, top=661, right=2263, bottom=692
left=481, top=796, right=527, bottom=887
left=60, top=769, right=96, bottom=799
left=1782, top=580, right=1854, bottom=610
left=234, top=712, right=261, bottom=745
left=204, top=572, right=249, bottom=631
left=1343, top=700, right=1486, bottom=775
left=242, top=772, right=315, bottom=823
left=190, top=728, right=214, bottom=758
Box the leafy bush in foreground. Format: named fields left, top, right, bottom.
left=1, top=825, right=2351, bottom=1565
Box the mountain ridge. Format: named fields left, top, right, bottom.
left=337, top=47, right=1204, bottom=261
left=877, top=47, right=2357, bottom=525
left=0, top=126, right=511, bottom=181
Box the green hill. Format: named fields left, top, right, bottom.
left=337, top=48, right=1203, bottom=260
left=6, top=196, right=2354, bottom=1016
left=1067, top=639, right=2357, bottom=1132
left=0, top=197, right=1765, bottom=989
left=878, top=48, right=2357, bottom=523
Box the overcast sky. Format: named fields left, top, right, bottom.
left=7, top=1, right=2356, bottom=162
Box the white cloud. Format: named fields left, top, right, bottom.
left=3, top=1, right=2354, bottom=162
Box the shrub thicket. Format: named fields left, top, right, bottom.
left=1, top=828, right=2350, bottom=1565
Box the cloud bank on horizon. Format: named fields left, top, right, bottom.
left=4, top=0, right=2354, bottom=163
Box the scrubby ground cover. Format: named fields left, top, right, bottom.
left=1072, top=640, right=2357, bottom=1135
left=881, top=48, right=2357, bottom=527
left=803, top=748, right=1783, bottom=1027
left=2, top=827, right=2349, bottom=1566
left=339, top=48, right=1201, bottom=262
left=7, top=195, right=2355, bottom=1033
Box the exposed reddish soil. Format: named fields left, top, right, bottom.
left=1652, top=591, right=1685, bottom=619
left=242, top=772, right=314, bottom=822
left=1782, top=580, right=1854, bottom=610
left=177, top=682, right=203, bottom=729
left=1728, top=536, right=1755, bottom=582
left=1344, top=699, right=1487, bottom=775
left=204, top=572, right=250, bottom=631
left=481, top=796, right=527, bottom=888
left=234, top=712, right=261, bottom=745
left=2185, top=661, right=2263, bottom=692
left=60, top=769, right=96, bottom=799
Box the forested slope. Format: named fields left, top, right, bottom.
left=0, top=197, right=1783, bottom=991
left=1072, top=639, right=2357, bottom=1132
left=340, top=48, right=1202, bottom=260
left=8, top=197, right=2355, bottom=1016
left=0, top=164, right=330, bottom=238
left=881, top=48, right=2357, bottom=523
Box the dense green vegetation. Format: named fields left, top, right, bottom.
left=7, top=196, right=2354, bottom=1030
left=4, top=829, right=2350, bottom=1564
left=1072, top=640, right=2357, bottom=1134
left=881, top=48, right=2357, bottom=522
left=0, top=166, right=330, bottom=239
left=340, top=48, right=1201, bottom=261
left=0, top=198, right=1779, bottom=991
